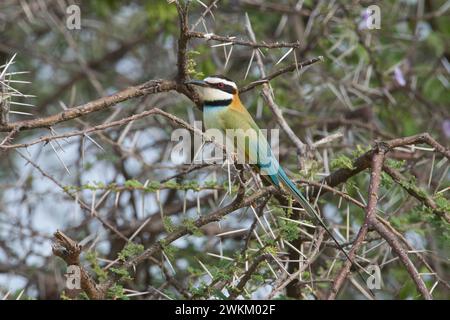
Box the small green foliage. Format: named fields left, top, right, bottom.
left=398, top=175, right=428, bottom=199
left=145, top=181, right=161, bottom=192
left=186, top=51, right=204, bottom=79
left=212, top=289, right=228, bottom=300
left=165, top=180, right=178, bottom=189
left=181, top=181, right=200, bottom=191
left=279, top=219, right=299, bottom=241
left=85, top=251, right=108, bottom=282
left=60, top=291, right=70, bottom=300
left=95, top=153, right=119, bottom=163
left=352, top=145, right=371, bottom=158
left=163, top=216, right=176, bottom=233
left=434, top=193, right=450, bottom=212
left=222, top=181, right=239, bottom=194
left=84, top=162, right=94, bottom=170
left=88, top=0, right=121, bottom=17
left=380, top=171, right=394, bottom=189
left=212, top=267, right=232, bottom=282
left=263, top=237, right=277, bottom=247
left=124, top=179, right=143, bottom=188
left=264, top=245, right=278, bottom=256
left=110, top=267, right=132, bottom=281
left=107, top=284, right=129, bottom=300
left=302, top=271, right=311, bottom=280
left=330, top=154, right=355, bottom=170
left=187, top=266, right=204, bottom=277
left=299, top=159, right=321, bottom=180
left=189, top=282, right=208, bottom=296
left=78, top=292, right=89, bottom=300
left=344, top=179, right=358, bottom=194
left=428, top=194, right=450, bottom=242
left=385, top=158, right=405, bottom=169
left=251, top=273, right=265, bottom=284
left=182, top=218, right=203, bottom=236
left=118, top=242, right=145, bottom=262
left=61, top=291, right=88, bottom=300
left=204, top=180, right=218, bottom=188
left=161, top=243, right=179, bottom=260
left=64, top=180, right=220, bottom=194
left=287, top=197, right=293, bottom=217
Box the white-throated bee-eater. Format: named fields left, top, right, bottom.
left=185, top=75, right=323, bottom=219
left=185, top=75, right=362, bottom=277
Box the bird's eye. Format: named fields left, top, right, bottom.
left=217, top=83, right=225, bottom=89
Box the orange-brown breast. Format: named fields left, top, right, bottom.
left=229, top=93, right=247, bottom=112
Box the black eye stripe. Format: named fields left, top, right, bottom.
left=205, top=81, right=237, bottom=94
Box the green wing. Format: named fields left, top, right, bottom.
left=221, top=108, right=279, bottom=176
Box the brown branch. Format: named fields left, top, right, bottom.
left=0, top=79, right=176, bottom=132
left=377, top=217, right=450, bottom=292
left=228, top=253, right=270, bottom=299
left=383, top=165, right=450, bottom=223
left=52, top=230, right=106, bottom=300
left=387, top=133, right=450, bottom=161
left=327, top=141, right=436, bottom=299
left=311, top=132, right=450, bottom=197
left=1, top=108, right=162, bottom=150
left=327, top=142, right=388, bottom=299
left=371, top=219, right=432, bottom=300
left=175, top=1, right=190, bottom=83
left=239, top=56, right=324, bottom=93
left=300, top=176, right=447, bottom=290
left=301, top=177, right=446, bottom=289
left=187, top=31, right=301, bottom=49
left=311, top=148, right=375, bottom=197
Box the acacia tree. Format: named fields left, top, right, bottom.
left=0, top=0, right=448, bottom=300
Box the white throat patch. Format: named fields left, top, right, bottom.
left=201, top=87, right=233, bottom=101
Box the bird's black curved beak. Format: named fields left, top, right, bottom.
left=184, top=79, right=208, bottom=87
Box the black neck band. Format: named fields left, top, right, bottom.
left=203, top=99, right=232, bottom=107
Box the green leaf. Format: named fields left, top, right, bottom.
left=118, top=242, right=145, bottom=262
left=124, top=179, right=143, bottom=188
left=331, top=155, right=355, bottom=170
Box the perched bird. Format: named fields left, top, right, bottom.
left=185, top=75, right=362, bottom=278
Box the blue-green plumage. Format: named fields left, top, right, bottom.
left=204, top=102, right=321, bottom=225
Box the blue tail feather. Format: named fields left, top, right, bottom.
left=276, top=167, right=320, bottom=223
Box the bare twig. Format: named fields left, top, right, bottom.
left=240, top=56, right=324, bottom=93
left=188, top=31, right=301, bottom=49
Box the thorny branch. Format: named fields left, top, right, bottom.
left=1, top=0, right=448, bottom=301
